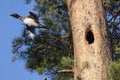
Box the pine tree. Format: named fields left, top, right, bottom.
left=67, top=0, right=111, bottom=80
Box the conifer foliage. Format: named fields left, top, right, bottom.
left=12, top=0, right=73, bottom=79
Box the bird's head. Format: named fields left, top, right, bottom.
left=10, top=13, right=20, bottom=18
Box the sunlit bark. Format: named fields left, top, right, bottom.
left=67, top=0, right=111, bottom=80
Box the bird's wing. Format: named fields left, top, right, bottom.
left=29, top=12, right=39, bottom=21
left=26, top=25, right=35, bottom=40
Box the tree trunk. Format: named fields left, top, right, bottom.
left=67, top=0, right=111, bottom=80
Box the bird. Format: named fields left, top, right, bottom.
left=10, top=12, right=47, bottom=40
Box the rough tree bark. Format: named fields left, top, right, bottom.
left=67, top=0, right=111, bottom=80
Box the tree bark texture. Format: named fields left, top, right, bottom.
left=67, top=0, right=111, bottom=80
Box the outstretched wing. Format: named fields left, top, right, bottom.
left=26, top=25, right=35, bottom=40
left=29, top=12, right=39, bottom=21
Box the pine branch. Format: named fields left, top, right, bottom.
left=36, top=32, right=71, bottom=53
left=54, top=11, right=69, bottom=20
left=108, top=7, right=120, bottom=22
left=57, top=69, right=73, bottom=73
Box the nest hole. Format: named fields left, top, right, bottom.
left=85, top=30, right=94, bottom=44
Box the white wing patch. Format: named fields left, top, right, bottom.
left=28, top=30, right=35, bottom=40
left=23, top=18, right=38, bottom=27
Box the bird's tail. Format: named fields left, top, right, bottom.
left=38, top=24, right=48, bottom=29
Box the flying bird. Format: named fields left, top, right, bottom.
left=10, top=12, right=47, bottom=40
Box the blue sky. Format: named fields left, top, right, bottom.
left=0, top=0, right=47, bottom=80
